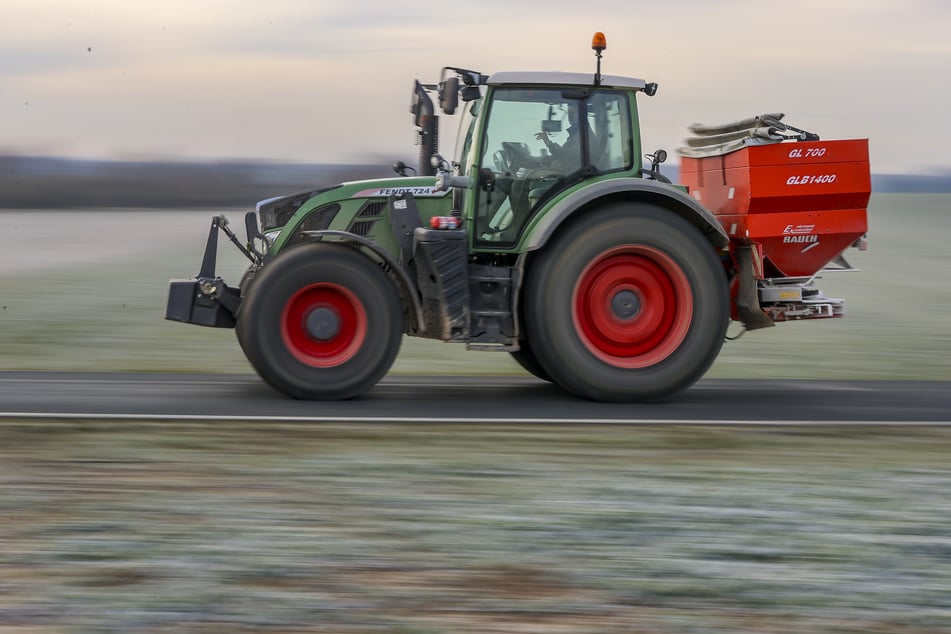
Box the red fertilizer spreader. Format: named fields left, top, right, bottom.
left=678, top=114, right=870, bottom=326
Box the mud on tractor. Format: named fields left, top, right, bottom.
left=166, top=33, right=870, bottom=402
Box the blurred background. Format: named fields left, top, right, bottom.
left=2, top=2, right=950, bottom=632
left=2, top=0, right=949, bottom=378
left=4, top=0, right=950, bottom=175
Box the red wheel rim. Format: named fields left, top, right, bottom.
left=280, top=283, right=367, bottom=367
left=572, top=245, right=693, bottom=368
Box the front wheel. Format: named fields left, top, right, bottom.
left=234, top=266, right=259, bottom=355
left=237, top=242, right=402, bottom=400
left=524, top=203, right=729, bottom=402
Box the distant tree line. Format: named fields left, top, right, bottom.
left=0, top=155, right=393, bottom=208
left=1, top=155, right=949, bottom=209
left=870, top=173, right=951, bottom=193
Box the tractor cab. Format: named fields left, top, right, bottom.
left=412, top=35, right=661, bottom=249
left=466, top=76, right=644, bottom=245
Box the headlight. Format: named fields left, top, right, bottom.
left=257, top=186, right=339, bottom=231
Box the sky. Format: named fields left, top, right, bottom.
left=3, top=0, right=949, bottom=174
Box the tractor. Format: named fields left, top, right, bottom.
left=166, top=33, right=870, bottom=402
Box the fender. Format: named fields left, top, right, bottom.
left=522, top=177, right=729, bottom=251
left=300, top=229, right=424, bottom=334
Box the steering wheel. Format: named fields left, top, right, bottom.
left=494, top=142, right=537, bottom=175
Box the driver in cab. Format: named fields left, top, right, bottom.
left=534, top=101, right=584, bottom=171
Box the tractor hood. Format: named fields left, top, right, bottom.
left=257, top=177, right=452, bottom=232
left=261, top=176, right=453, bottom=254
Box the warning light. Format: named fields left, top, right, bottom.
left=591, top=32, right=607, bottom=52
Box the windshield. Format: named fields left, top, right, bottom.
left=482, top=89, right=579, bottom=173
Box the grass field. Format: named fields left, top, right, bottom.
left=0, top=193, right=949, bottom=379
left=2, top=421, right=950, bottom=633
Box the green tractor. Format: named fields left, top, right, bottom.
left=165, top=35, right=778, bottom=401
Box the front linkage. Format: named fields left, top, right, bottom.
left=165, top=212, right=266, bottom=328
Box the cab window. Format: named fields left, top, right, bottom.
left=473, top=88, right=632, bottom=246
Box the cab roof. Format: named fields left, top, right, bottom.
left=486, top=71, right=646, bottom=90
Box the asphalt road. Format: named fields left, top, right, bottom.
left=0, top=372, right=948, bottom=424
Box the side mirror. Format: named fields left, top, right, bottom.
left=541, top=120, right=562, bottom=133
left=439, top=77, right=459, bottom=115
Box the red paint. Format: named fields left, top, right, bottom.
left=572, top=245, right=693, bottom=368
left=281, top=283, right=367, bottom=367
left=680, top=139, right=870, bottom=277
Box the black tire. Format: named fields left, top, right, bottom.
left=524, top=202, right=729, bottom=402
left=237, top=242, right=402, bottom=400
left=509, top=341, right=553, bottom=383
left=235, top=266, right=258, bottom=355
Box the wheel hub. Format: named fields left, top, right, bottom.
left=611, top=289, right=641, bottom=320
left=305, top=306, right=340, bottom=341
left=281, top=282, right=367, bottom=368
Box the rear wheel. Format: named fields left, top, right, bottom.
left=509, top=341, right=552, bottom=383
left=238, top=242, right=402, bottom=400
left=524, top=203, right=728, bottom=402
